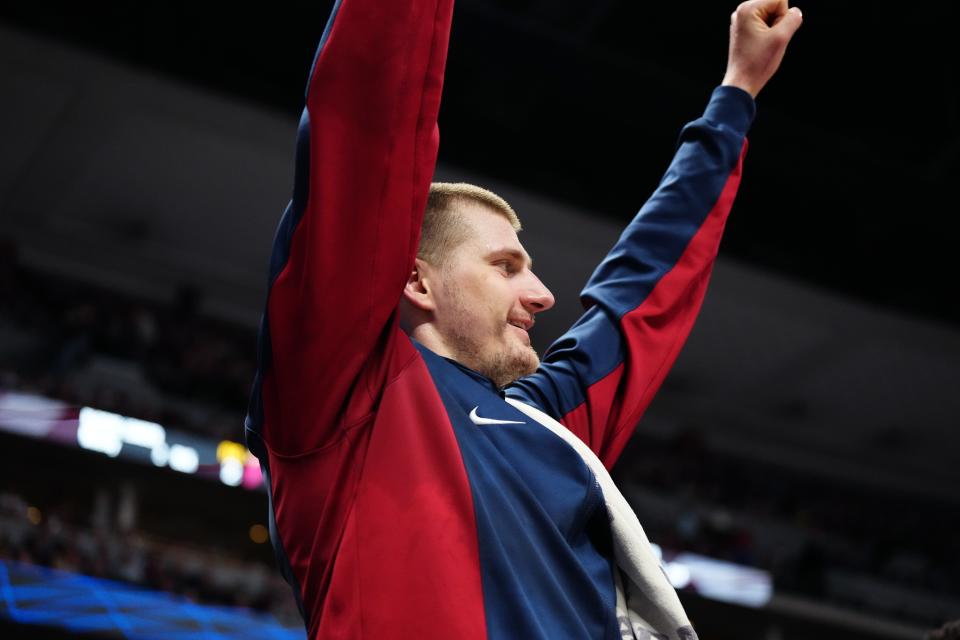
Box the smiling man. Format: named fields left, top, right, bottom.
left=402, top=184, right=553, bottom=389
left=244, top=1, right=802, bottom=639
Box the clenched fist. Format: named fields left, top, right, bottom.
left=722, top=0, right=803, bottom=97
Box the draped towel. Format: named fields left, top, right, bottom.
left=504, top=398, right=698, bottom=640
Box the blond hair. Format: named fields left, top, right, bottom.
left=418, top=183, right=521, bottom=266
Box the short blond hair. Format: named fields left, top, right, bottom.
left=418, top=183, right=521, bottom=266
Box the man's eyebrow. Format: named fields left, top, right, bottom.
left=486, top=247, right=533, bottom=269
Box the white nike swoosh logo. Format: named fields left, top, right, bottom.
left=469, top=406, right=525, bottom=425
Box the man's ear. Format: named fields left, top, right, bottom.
left=402, top=258, right=436, bottom=312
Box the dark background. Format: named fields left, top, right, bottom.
left=2, top=0, right=957, bottom=326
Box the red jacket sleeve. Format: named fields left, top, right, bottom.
left=505, top=86, right=755, bottom=468
left=258, top=0, right=454, bottom=454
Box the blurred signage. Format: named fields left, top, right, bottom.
left=653, top=542, right=772, bottom=608
left=0, top=391, right=262, bottom=490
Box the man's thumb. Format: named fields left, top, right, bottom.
left=776, top=6, right=803, bottom=37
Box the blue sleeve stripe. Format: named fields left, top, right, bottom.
left=506, top=86, right=753, bottom=422
left=244, top=78, right=320, bottom=639
left=305, top=0, right=345, bottom=100
left=582, top=86, right=753, bottom=320
left=248, top=0, right=344, bottom=437
left=245, top=107, right=312, bottom=435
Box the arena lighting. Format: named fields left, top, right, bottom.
left=220, top=458, right=245, bottom=486
left=150, top=442, right=170, bottom=467
left=647, top=542, right=771, bottom=607
left=0, top=391, right=68, bottom=438
left=663, top=559, right=693, bottom=590
left=77, top=407, right=167, bottom=458
left=218, top=440, right=249, bottom=486
left=218, top=439, right=264, bottom=489
left=76, top=406, right=200, bottom=476
left=672, top=553, right=772, bottom=608
left=0, top=391, right=266, bottom=490
left=650, top=542, right=664, bottom=562
left=120, top=417, right=166, bottom=449
left=217, top=440, right=248, bottom=462
left=242, top=456, right=264, bottom=489
left=26, top=507, right=42, bottom=526
left=77, top=407, right=126, bottom=457
left=249, top=524, right=269, bottom=544
left=168, top=443, right=200, bottom=474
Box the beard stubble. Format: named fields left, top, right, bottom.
left=443, top=284, right=539, bottom=388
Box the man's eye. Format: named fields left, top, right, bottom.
left=494, top=261, right=514, bottom=274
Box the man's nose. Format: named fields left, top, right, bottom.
left=520, top=272, right=555, bottom=313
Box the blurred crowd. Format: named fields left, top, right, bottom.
left=0, top=239, right=253, bottom=440
left=0, top=491, right=301, bottom=627
left=617, top=428, right=960, bottom=622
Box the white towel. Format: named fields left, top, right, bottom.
left=505, top=398, right=698, bottom=640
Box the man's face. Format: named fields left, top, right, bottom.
left=430, top=202, right=555, bottom=387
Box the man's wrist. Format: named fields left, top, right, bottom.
left=721, top=72, right=759, bottom=99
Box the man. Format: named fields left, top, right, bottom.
left=244, top=1, right=802, bottom=638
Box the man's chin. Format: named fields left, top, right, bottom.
left=483, top=345, right=539, bottom=388
left=445, top=330, right=539, bottom=387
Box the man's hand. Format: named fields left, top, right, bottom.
left=722, top=0, right=803, bottom=98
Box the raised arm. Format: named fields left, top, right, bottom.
left=247, top=0, right=454, bottom=455
left=506, top=0, right=802, bottom=467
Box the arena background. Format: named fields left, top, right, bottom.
left=1, top=1, right=958, bottom=638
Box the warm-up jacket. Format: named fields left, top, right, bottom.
left=244, top=0, right=755, bottom=638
